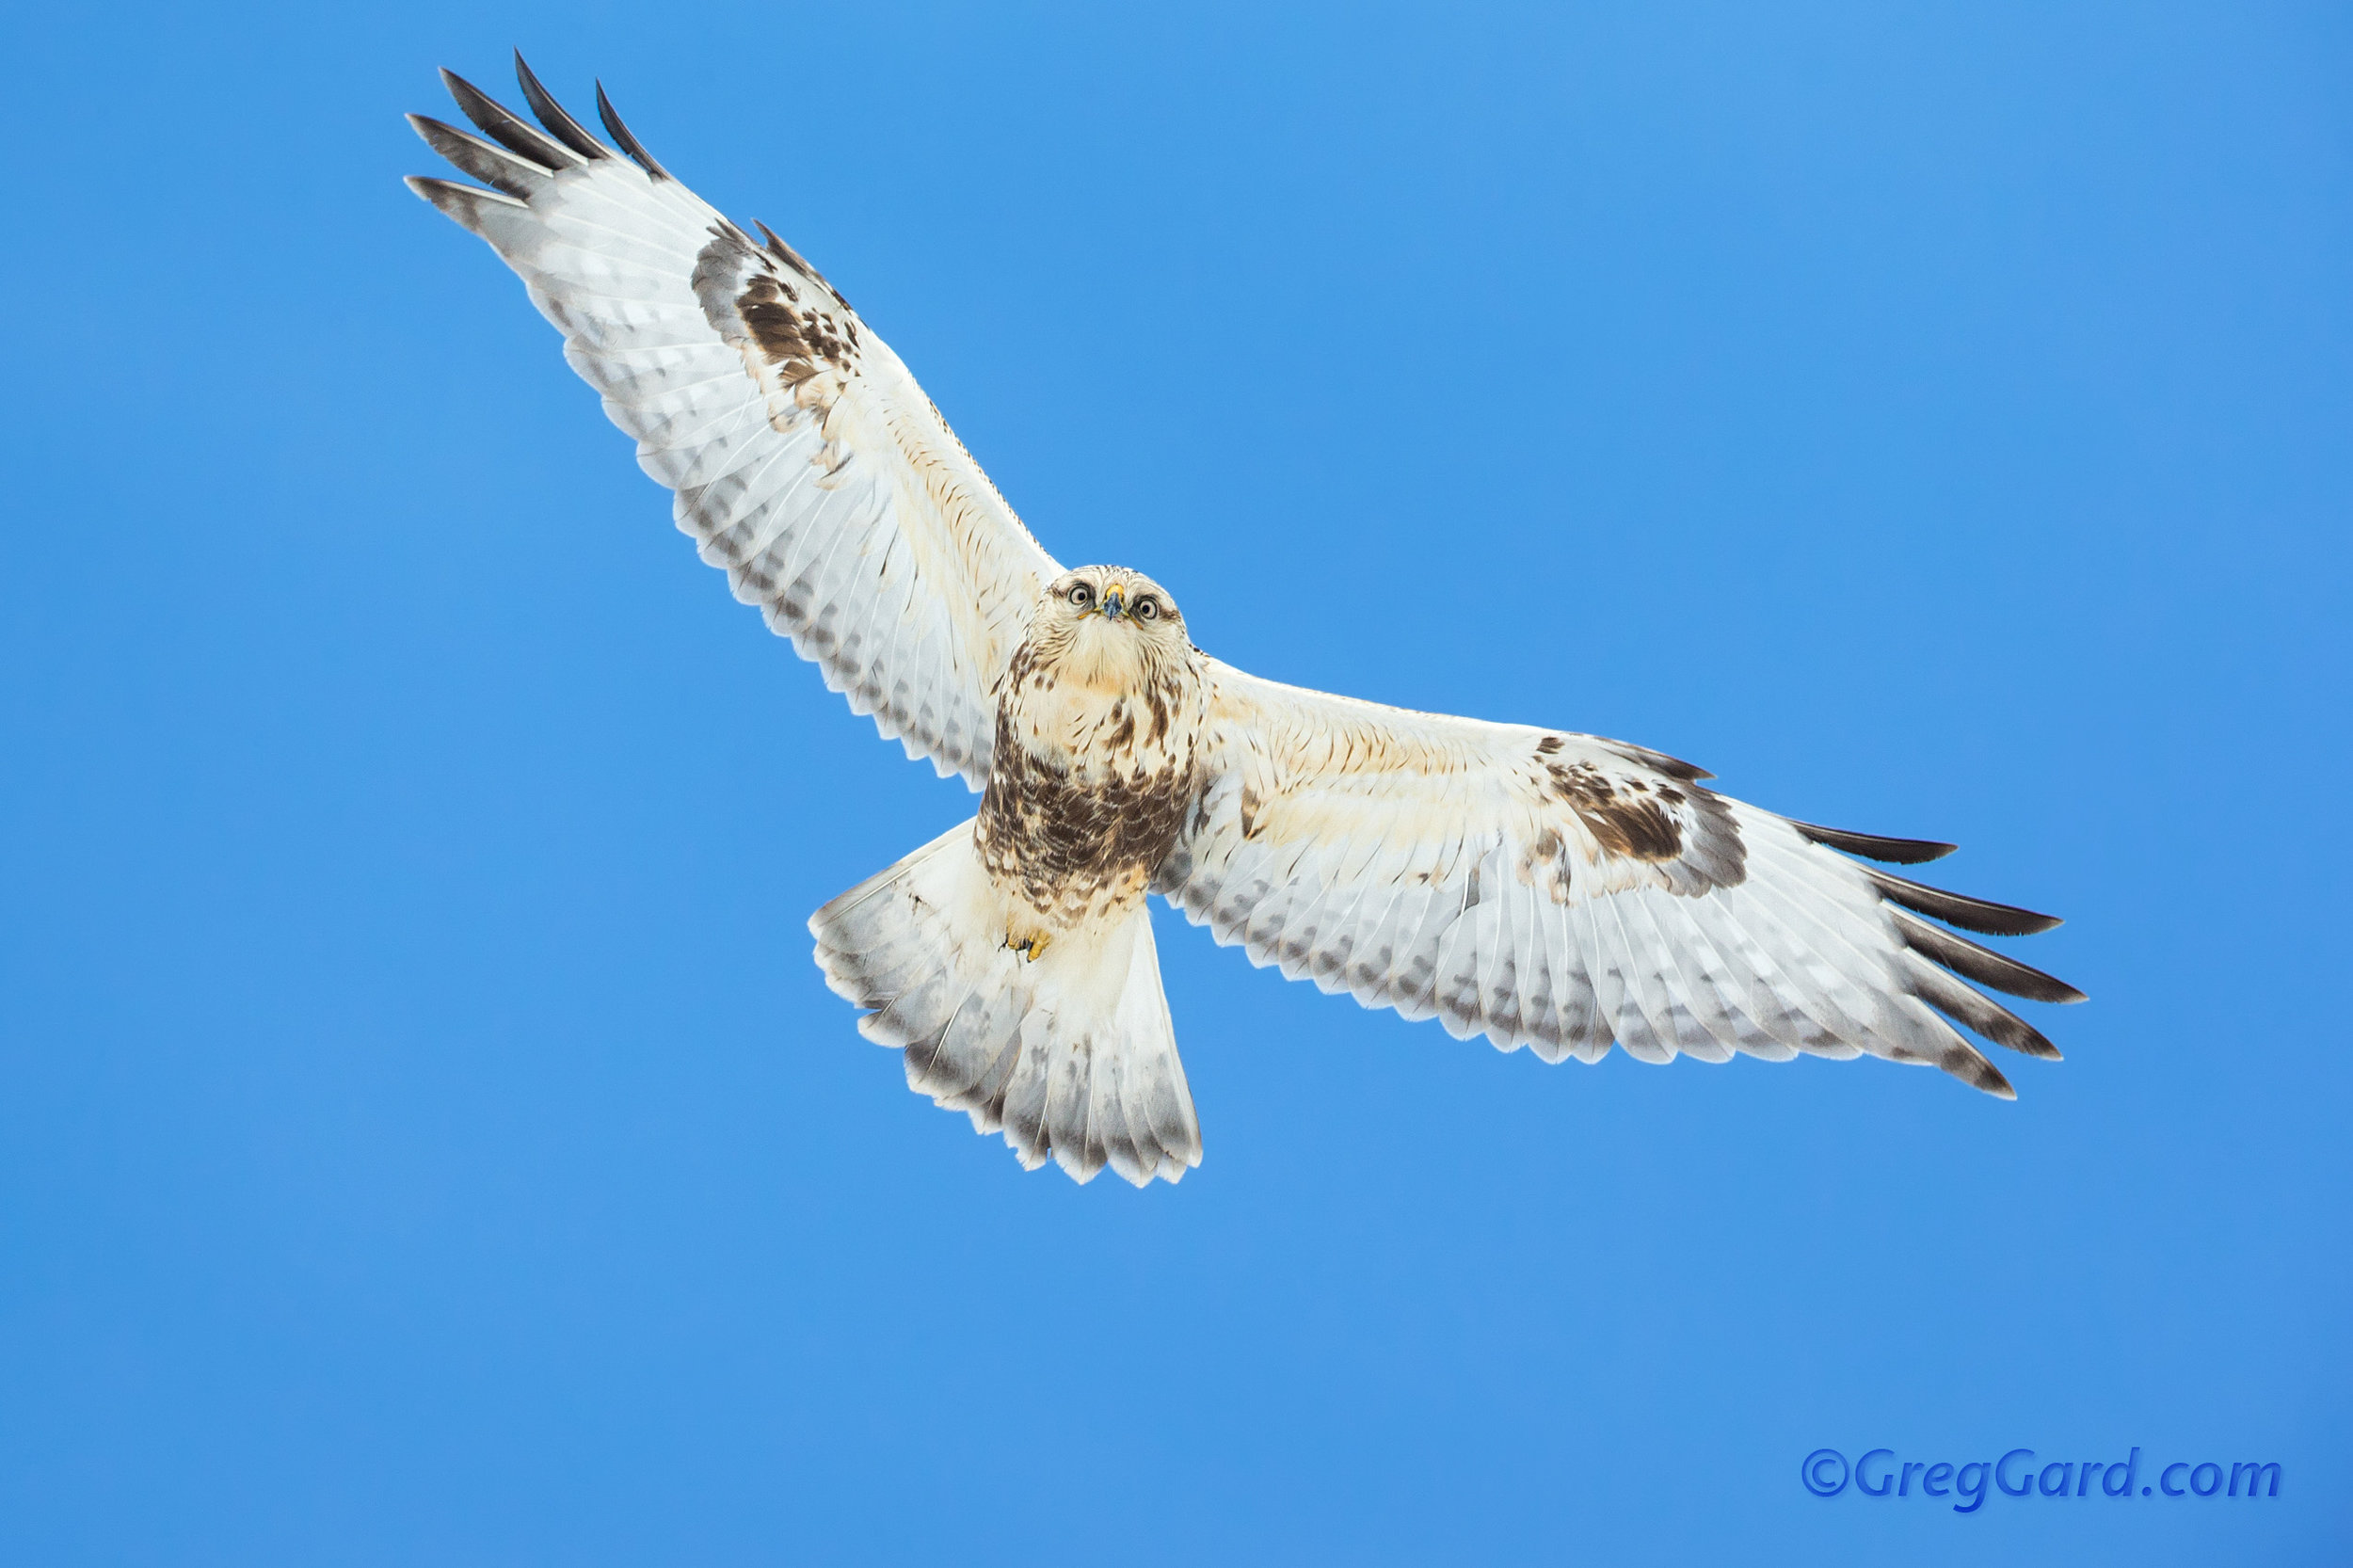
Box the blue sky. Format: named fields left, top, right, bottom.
left=2, top=2, right=2347, bottom=1563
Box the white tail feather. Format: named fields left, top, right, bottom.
left=808, top=821, right=1201, bottom=1186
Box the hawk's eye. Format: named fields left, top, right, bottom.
left=1133, top=596, right=1160, bottom=620
left=1067, top=583, right=1094, bottom=608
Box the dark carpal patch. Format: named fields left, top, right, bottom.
left=1536, top=738, right=1746, bottom=893
left=1545, top=760, right=1685, bottom=861
left=693, top=225, right=860, bottom=388
left=753, top=219, right=842, bottom=304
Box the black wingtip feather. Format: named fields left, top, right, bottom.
left=1790, top=820, right=1958, bottom=864
left=1968, top=1056, right=2018, bottom=1099
left=1865, top=866, right=2062, bottom=936
left=1907, top=956, right=2064, bottom=1059
left=513, top=52, right=610, bottom=161
left=408, top=114, right=548, bottom=201
left=1895, top=910, right=2087, bottom=1006
left=404, top=173, right=525, bottom=222
left=595, top=79, right=672, bottom=180
left=439, top=67, right=578, bottom=171
left=1909, top=1035, right=2016, bottom=1097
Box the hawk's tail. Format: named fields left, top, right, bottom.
left=808, top=820, right=1201, bottom=1186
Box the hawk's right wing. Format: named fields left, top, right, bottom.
left=407, top=57, right=1062, bottom=786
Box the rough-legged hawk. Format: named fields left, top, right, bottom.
left=408, top=57, right=2083, bottom=1187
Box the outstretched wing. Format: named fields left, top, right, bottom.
left=1158, top=664, right=2084, bottom=1094
left=406, top=58, right=1061, bottom=785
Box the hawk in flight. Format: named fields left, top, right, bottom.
left=408, top=58, right=2083, bottom=1187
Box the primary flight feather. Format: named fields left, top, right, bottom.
left=408, top=57, right=2084, bottom=1187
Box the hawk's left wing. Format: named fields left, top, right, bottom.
left=1157, top=663, right=2083, bottom=1093
left=406, top=58, right=1061, bottom=786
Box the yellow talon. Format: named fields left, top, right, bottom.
left=1007, top=933, right=1049, bottom=962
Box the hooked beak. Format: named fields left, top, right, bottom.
left=1099, top=582, right=1128, bottom=620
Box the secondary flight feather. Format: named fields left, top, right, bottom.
left=408, top=56, right=2084, bottom=1186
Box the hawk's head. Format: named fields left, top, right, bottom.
left=1030, top=566, right=1193, bottom=689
